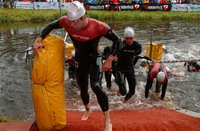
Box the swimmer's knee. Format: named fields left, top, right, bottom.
left=90, top=84, right=106, bottom=96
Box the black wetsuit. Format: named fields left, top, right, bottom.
left=39, top=17, right=121, bottom=112
left=132, top=56, right=152, bottom=65
left=116, top=40, right=142, bottom=101
left=103, top=46, right=118, bottom=88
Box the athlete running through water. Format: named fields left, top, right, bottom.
left=115, top=27, right=142, bottom=103
left=103, top=27, right=142, bottom=103
left=32, top=1, right=121, bottom=131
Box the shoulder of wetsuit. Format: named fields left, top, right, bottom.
left=105, top=29, right=122, bottom=56
left=91, top=19, right=111, bottom=35
left=58, top=16, right=68, bottom=26
left=133, top=41, right=142, bottom=48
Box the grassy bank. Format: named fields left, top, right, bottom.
left=88, top=10, right=200, bottom=22
left=1, top=8, right=200, bottom=22
left=0, top=115, right=17, bottom=123
left=0, top=9, right=62, bottom=23
left=0, top=8, right=200, bottom=30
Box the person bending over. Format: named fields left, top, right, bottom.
left=145, top=61, right=169, bottom=100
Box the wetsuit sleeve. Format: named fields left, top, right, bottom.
left=143, top=56, right=152, bottom=61
left=134, top=42, right=142, bottom=56
left=133, top=56, right=152, bottom=65
left=39, top=20, right=62, bottom=39
left=133, top=56, right=140, bottom=65
left=103, top=29, right=121, bottom=56
left=103, top=46, right=112, bottom=60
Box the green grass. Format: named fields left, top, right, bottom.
left=0, top=118, right=13, bottom=122
left=0, top=8, right=63, bottom=23
left=0, top=115, right=18, bottom=123
left=0, top=112, right=23, bottom=123
left=0, top=8, right=200, bottom=30
left=87, top=10, right=200, bottom=22
left=1, top=8, right=200, bottom=23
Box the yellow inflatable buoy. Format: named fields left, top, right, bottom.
left=146, top=43, right=163, bottom=61
left=31, top=34, right=66, bottom=130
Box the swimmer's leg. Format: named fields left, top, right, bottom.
left=104, top=111, right=112, bottom=131
left=81, top=104, right=91, bottom=120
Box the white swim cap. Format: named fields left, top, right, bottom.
left=124, top=27, right=135, bottom=37
left=156, top=71, right=165, bottom=83
left=72, top=50, right=75, bottom=57
left=67, top=1, right=86, bottom=21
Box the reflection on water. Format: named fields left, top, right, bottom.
left=0, top=21, right=200, bottom=120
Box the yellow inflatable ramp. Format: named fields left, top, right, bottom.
left=31, top=34, right=66, bottom=130
left=146, top=43, right=163, bottom=61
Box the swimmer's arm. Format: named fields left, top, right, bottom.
left=103, top=29, right=121, bottom=56
left=39, top=20, right=62, bottom=39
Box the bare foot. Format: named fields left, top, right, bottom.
left=81, top=110, right=91, bottom=120
left=104, top=111, right=112, bottom=131
left=104, top=121, right=112, bottom=131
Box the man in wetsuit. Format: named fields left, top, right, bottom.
left=145, top=61, right=169, bottom=100
left=115, top=27, right=142, bottom=103
left=33, top=1, right=121, bottom=131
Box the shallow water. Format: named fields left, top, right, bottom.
left=0, top=21, right=200, bottom=120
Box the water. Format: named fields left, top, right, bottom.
left=0, top=21, right=200, bottom=120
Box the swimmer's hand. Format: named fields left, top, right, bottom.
left=32, top=37, right=43, bottom=56
left=102, top=55, right=117, bottom=72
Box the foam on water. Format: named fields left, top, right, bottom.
left=65, top=71, right=179, bottom=112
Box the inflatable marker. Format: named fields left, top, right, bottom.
left=31, top=34, right=66, bottom=130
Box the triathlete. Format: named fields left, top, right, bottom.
left=144, top=61, right=169, bottom=100
left=115, top=27, right=142, bottom=103
left=32, top=1, right=121, bottom=131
